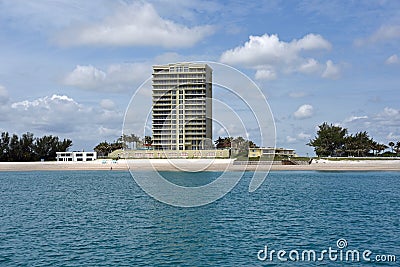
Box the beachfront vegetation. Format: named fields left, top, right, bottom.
left=94, top=134, right=153, bottom=157
left=0, top=131, right=72, bottom=161
left=93, top=141, right=123, bottom=157
left=215, top=136, right=258, bottom=158
left=214, top=136, right=258, bottom=150
left=307, top=122, right=397, bottom=157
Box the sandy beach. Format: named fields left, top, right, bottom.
left=0, top=159, right=400, bottom=172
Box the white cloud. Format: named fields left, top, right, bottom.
left=355, top=24, right=400, bottom=46
left=297, top=132, right=311, bottom=140
left=219, top=33, right=332, bottom=79
left=286, top=136, right=297, bottom=143
left=294, top=104, right=314, bottom=119
left=0, top=85, right=9, bottom=103
left=220, top=33, right=331, bottom=66
left=344, top=115, right=368, bottom=123
left=98, top=126, right=121, bottom=137
left=382, top=107, right=399, bottom=117
left=289, top=91, right=307, bottom=98
left=8, top=94, right=123, bottom=146
left=100, top=99, right=115, bottom=110
left=11, top=94, right=77, bottom=110
left=55, top=2, right=214, bottom=48
left=64, top=63, right=151, bottom=92
left=322, top=60, right=341, bottom=79
left=64, top=65, right=106, bottom=89
left=385, top=54, right=399, bottom=65
left=298, top=58, right=320, bottom=74
left=342, top=107, right=400, bottom=143
left=255, top=68, right=277, bottom=80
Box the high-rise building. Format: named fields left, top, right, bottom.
left=152, top=63, right=212, bottom=150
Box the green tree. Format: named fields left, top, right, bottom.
left=375, top=143, right=388, bottom=155
left=94, top=141, right=112, bottom=157
left=214, top=136, right=232, bottom=149
left=344, top=132, right=373, bottom=157
left=307, top=123, right=347, bottom=157
left=0, top=132, right=10, bottom=161
left=8, top=134, right=21, bottom=161
left=56, top=138, right=73, bottom=152
left=19, top=132, right=35, bottom=161
left=395, top=141, right=400, bottom=156
left=33, top=135, right=72, bottom=161
left=111, top=138, right=124, bottom=151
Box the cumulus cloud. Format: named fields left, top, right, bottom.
left=285, top=132, right=311, bottom=144
left=64, top=65, right=106, bottom=89
left=385, top=54, right=399, bottom=65
left=64, top=63, right=151, bottom=92
left=297, top=132, right=311, bottom=140
left=0, top=85, right=9, bottom=103
left=55, top=2, right=214, bottom=48
left=220, top=33, right=331, bottom=66
left=355, top=24, right=400, bottom=46
left=286, top=136, right=297, bottom=143
left=11, top=94, right=85, bottom=133
left=220, top=33, right=333, bottom=79
left=322, top=60, right=341, bottom=79
left=298, top=58, right=320, bottom=74
left=294, top=104, right=314, bottom=119
left=381, top=107, right=399, bottom=117
left=100, top=99, right=115, bottom=110
left=7, top=94, right=123, bottom=145
left=343, top=107, right=400, bottom=143
left=255, top=68, right=277, bottom=80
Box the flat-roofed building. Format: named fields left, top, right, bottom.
left=56, top=151, right=97, bottom=162
left=248, top=147, right=297, bottom=158
left=152, top=62, right=212, bottom=150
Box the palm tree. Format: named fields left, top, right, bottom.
left=94, top=141, right=111, bottom=157
left=388, top=141, right=395, bottom=153
left=123, top=134, right=132, bottom=149
left=132, top=134, right=141, bottom=149
left=395, top=141, right=400, bottom=156
left=376, top=143, right=388, bottom=156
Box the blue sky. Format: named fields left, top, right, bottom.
left=0, top=0, right=399, bottom=155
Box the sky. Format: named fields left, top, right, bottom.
left=0, top=0, right=399, bottom=156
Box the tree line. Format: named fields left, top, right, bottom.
left=215, top=136, right=257, bottom=150
left=0, top=132, right=73, bottom=161
left=307, top=122, right=400, bottom=157
left=94, top=134, right=257, bottom=157
left=94, top=134, right=153, bottom=157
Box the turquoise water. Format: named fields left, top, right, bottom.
left=0, top=171, right=399, bottom=266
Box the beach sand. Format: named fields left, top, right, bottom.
left=0, top=159, right=400, bottom=172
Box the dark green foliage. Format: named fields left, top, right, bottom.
left=94, top=140, right=123, bottom=157
left=307, top=123, right=347, bottom=156
left=214, top=136, right=232, bottom=149
left=308, top=122, right=393, bottom=157
left=0, top=131, right=72, bottom=161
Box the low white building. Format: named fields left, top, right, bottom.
left=56, top=151, right=97, bottom=162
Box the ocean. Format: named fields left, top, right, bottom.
left=0, top=171, right=399, bottom=266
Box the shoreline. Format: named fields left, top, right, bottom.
left=0, top=159, right=400, bottom=172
